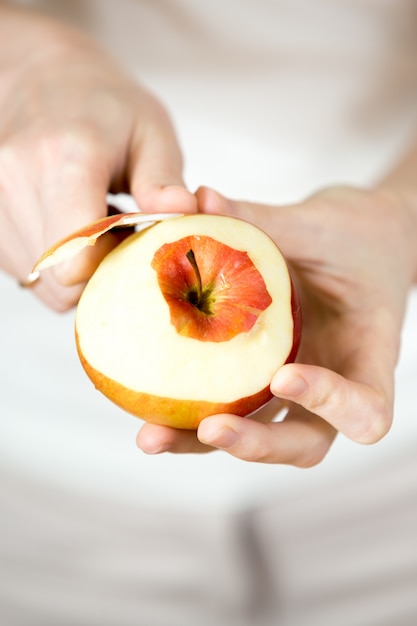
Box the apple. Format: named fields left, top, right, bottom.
left=33, top=211, right=181, bottom=272
left=68, top=213, right=301, bottom=429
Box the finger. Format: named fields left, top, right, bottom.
left=136, top=397, right=288, bottom=455
left=36, top=142, right=114, bottom=305
left=129, top=102, right=197, bottom=215
left=271, top=362, right=393, bottom=444
left=9, top=181, right=109, bottom=313
left=196, top=185, right=276, bottom=224
left=136, top=423, right=213, bottom=455
left=196, top=186, right=303, bottom=258
left=0, top=165, right=89, bottom=310
left=197, top=412, right=336, bottom=466
left=48, top=231, right=122, bottom=286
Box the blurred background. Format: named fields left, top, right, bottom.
left=1, top=1, right=417, bottom=625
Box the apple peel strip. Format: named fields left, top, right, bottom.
left=32, top=212, right=183, bottom=272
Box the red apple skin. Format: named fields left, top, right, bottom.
left=32, top=212, right=134, bottom=271
left=151, top=235, right=273, bottom=342
left=286, top=274, right=302, bottom=365
left=32, top=211, right=178, bottom=273
left=76, top=332, right=275, bottom=429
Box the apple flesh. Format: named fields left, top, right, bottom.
left=74, top=214, right=301, bottom=429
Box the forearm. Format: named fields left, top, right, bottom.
left=377, top=135, right=417, bottom=283
left=0, top=2, right=112, bottom=83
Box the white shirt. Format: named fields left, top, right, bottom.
left=2, top=0, right=417, bottom=512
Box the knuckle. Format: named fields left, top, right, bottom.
left=38, top=124, right=100, bottom=167
left=239, top=436, right=276, bottom=464
left=0, top=144, right=24, bottom=193
left=304, top=379, right=392, bottom=447
left=354, top=395, right=392, bottom=445
left=48, top=291, right=79, bottom=313
left=50, top=300, right=74, bottom=314
left=293, top=434, right=333, bottom=468
left=243, top=446, right=271, bottom=464
left=42, top=280, right=82, bottom=313
left=0, top=122, right=103, bottom=188
left=295, top=447, right=327, bottom=468
left=307, top=385, right=335, bottom=415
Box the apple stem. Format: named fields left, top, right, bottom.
left=186, top=249, right=202, bottom=306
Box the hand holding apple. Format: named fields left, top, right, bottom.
left=137, top=185, right=417, bottom=464
left=0, top=4, right=195, bottom=311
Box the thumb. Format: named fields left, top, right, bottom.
left=196, top=186, right=312, bottom=262
left=271, top=362, right=392, bottom=445
left=196, top=185, right=282, bottom=230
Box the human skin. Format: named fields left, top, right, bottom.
left=0, top=3, right=196, bottom=311
left=2, top=4, right=417, bottom=467
left=136, top=183, right=417, bottom=465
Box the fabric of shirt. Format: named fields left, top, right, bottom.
left=2, top=0, right=417, bottom=514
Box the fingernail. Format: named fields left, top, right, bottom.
left=158, top=186, right=196, bottom=213
left=272, top=373, right=308, bottom=399
left=140, top=443, right=164, bottom=455
left=138, top=438, right=167, bottom=455
left=199, top=424, right=239, bottom=449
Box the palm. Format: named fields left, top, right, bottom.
left=137, top=186, right=414, bottom=464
